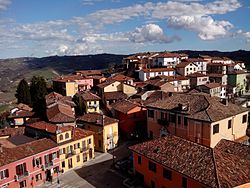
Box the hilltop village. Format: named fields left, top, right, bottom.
left=1, top=52, right=250, bottom=188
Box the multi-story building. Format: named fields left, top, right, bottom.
left=26, top=121, right=95, bottom=173
left=111, top=100, right=147, bottom=138
left=187, top=58, right=208, bottom=74
left=138, top=68, right=175, bottom=81
left=0, top=138, right=60, bottom=188
left=152, top=52, right=180, bottom=67
left=79, top=91, right=101, bottom=113
left=146, top=93, right=249, bottom=148
left=176, top=61, right=198, bottom=76
left=227, top=70, right=248, bottom=96
left=129, top=135, right=250, bottom=188
left=187, top=72, right=209, bottom=88
left=196, top=83, right=221, bottom=97
left=77, top=113, right=119, bottom=152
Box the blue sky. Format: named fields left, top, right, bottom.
left=0, top=0, right=250, bottom=58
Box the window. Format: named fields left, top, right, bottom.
left=62, top=161, right=65, bottom=168
left=0, top=169, right=9, bottom=180
left=148, top=110, right=154, bottom=118
left=35, top=173, right=42, bottom=182
left=16, top=163, right=27, bottom=176
left=52, top=152, right=57, bottom=160
left=65, top=133, right=70, bottom=139
left=77, top=155, right=80, bottom=162
left=148, top=161, right=156, bottom=172
left=163, top=168, right=172, bottom=180
left=213, top=124, right=219, bottom=134
left=160, top=112, right=165, bottom=120
left=170, top=114, right=176, bottom=123
left=242, top=114, right=247, bottom=123
left=151, top=180, right=155, bottom=188
left=19, top=180, right=27, bottom=188
left=33, top=157, right=42, bottom=167
left=182, top=177, right=187, bottom=188
left=184, top=117, right=188, bottom=126
left=59, top=134, right=63, bottom=141
left=228, top=120, right=232, bottom=129
left=88, top=138, right=91, bottom=144
left=138, top=156, right=141, bottom=165
left=98, top=140, right=102, bottom=147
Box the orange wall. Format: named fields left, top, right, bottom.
left=133, top=152, right=206, bottom=188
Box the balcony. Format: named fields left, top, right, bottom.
left=66, top=150, right=76, bottom=158
left=44, top=161, right=53, bottom=169
left=15, top=171, right=29, bottom=181
left=157, top=119, right=169, bottom=126
left=81, top=145, right=90, bottom=153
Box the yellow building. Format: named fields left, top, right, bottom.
left=77, top=113, right=119, bottom=152
left=53, top=79, right=78, bottom=97
left=80, top=91, right=101, bottom=113
left=26, top=121, right=95, bottom=173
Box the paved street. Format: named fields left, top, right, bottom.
left=38, top=141, right=134, bottom=188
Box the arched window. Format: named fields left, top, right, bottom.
left=65, top=133, right=69, bottom=139
left=59, top=134, right=63, bottom=140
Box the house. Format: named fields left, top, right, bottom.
left=175, top=61, right=198, bottom=76
left=166, top=76, right=190, bottom=92
left=97, top=80, right=137, bottom=99
left=53, top=75, right=93, bottom=97
left=208, top=73, right=228, bottom=85
left=0, top=138, right=60, bottom=188
left=74, top=70, right=103, bottom=77
left=77, top=113, right=119, bottom=152
left=138, top=68, right=176, bottom=81
left=186, top=58, right=208, bottom=74
left=26, top=121, right=95, bottom=173
left=196, top=82, right=221, bottom=97
left=103, top=91, right=128, bottom=106
left=111, top=100, right=147, bottom=138
left=187, top=72, right=209, bottom=88
left=152, top=52, right=180, bottom=67
left=107, top=74, right=134, bottom=86
left=79, top=91, right=101, bottom=113
left=8, top=104, right=35, bottom=127
left=146, top=93, right=249, bottom=148
left=129, top=135, right=250, bottom=188
left=179, top=53, right=188, bottom=60
left=45, top=92, right=75, bottom=108
left=207, top=63, right=227, bottom=75
left=46, top=103, right=75, bottom=126
left=227, top=70, right=248, bottom=96
left=144, top=78, right=175, bottom=93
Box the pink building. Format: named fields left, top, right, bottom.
left=0, top=138, right=60, bottom=188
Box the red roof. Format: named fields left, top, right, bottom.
left=155, top=52, right=180, bottom=58
left=142, top=68, right=175, bottom=73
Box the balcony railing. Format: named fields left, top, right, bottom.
left=157, top=119, right=169, bottom=126
left=15, top=171, right=29, bottom=181
left=81, top=145, right=90, bottom=153
left=44, top=161, right=53, bottom=169
left=66, top=150, right=76, bottom=158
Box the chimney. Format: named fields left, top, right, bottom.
left=0, top=144, right=3, bottom=153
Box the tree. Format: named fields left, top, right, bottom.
left=73, top=94, right=85, bottom=116
left=30, top=76, right=48, bottom=119
left=15, top=79, right=31, bottom=105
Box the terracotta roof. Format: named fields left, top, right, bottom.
left=71, top=127, right=94, bottom=141
left=77, top=113, right=118, bottom=126
left=104, top=92, right=127, bottom=100
left=74, top=70, right=102, bottom=76
left=0, top=127, right=25, bottom=137
left=27, top=121, right=72, bottom=134
left=146, top=93, right=249, bottom=122
left=141, top=68, right=175, bottom=73
left=176, top=61, right=196, bottom=68
left=0, top=138, right=58, bottom=167
left=202, top=82, right=221, bottom=89
left=80, top=91, right=100, bottom=101
left=208, top=73, right=224, bottom=78
left=111, top=100, right=139, bottom=114
left=16, top=103, right=32, bottom=111
left=96, top=80, right=117, bottom=88
left=129, top=135, right=250, bottom=188
left=108, top=74, right=134, bottom=81
left=155, top=52, right=180, bottom=58
left=187, top=72, right=208, bottom=78
left=46, top=103, right=75, bottom=123
left=185, top=58, right=206, bottom=62
left=212, top=57, right=223, bottom=61
left=46, top=92, right=75, bottom=107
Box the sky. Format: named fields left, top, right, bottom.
left=0, top=0, right=250, bottom=58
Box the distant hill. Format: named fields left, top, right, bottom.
left=0, top=53, right=126, bottom=104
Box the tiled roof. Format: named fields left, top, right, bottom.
left=185, top=58, right=206, bottom=62
left=108, top=74, right=134, bottom=81
left=74, top=70, right=102, bottom=76
left=46, top=103, right=75, bottom=123
left=77, top=113, right=118, bottom=126
left=111, top=100, right=138, bottom=114
left=0, top=138, right=58, bottom=167
left=8, top=110, right=35, bottom=118
left=27, top=121, right=72, bottom=134
left=155, top=52, right=180, bottom=58
left=80, top=91, right=100, bottom=101
left=103, top=92, right=127, bottom=100
left=129, top=135, right=250, bottom=188
left=146, top=93, right=249, bottom=122
left=202, top=82, right=221, bottom=89
left=16, top=103, right=32, bottom=111
left=228, top=70, right=247, bottom=75
left=53, top=74, right=90, bottom=82
left=46, top=92, right=75, bottom=107
left=176, top=61, right=195, bottom=68
left=208, top=73, right=224, bottom=78
left=96, top=80, right=117, bottom=88
left=0, top=127, right=25, bottom=137
left=141, top=68, right=175, bottom=73
left=71, top=127, right=94, bottom=141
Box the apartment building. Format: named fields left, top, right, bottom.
left=79, top=91, right=101, bottom=113
left=146, top=93, right=249, bottom=147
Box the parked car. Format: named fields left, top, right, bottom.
left=123, top=178, right=142, bottom=188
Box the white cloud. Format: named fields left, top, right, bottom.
left=0, top=0, right=11, bottom=11
left=127, top=24, right=179, bottom=43
left=82, top=0, right=103, bottom=6
left=236, top=30, right=250, bottom=42
left=167, top=15, right=233, bottom=40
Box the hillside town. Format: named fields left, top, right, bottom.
left=0, top=51, right=250, bottom=188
